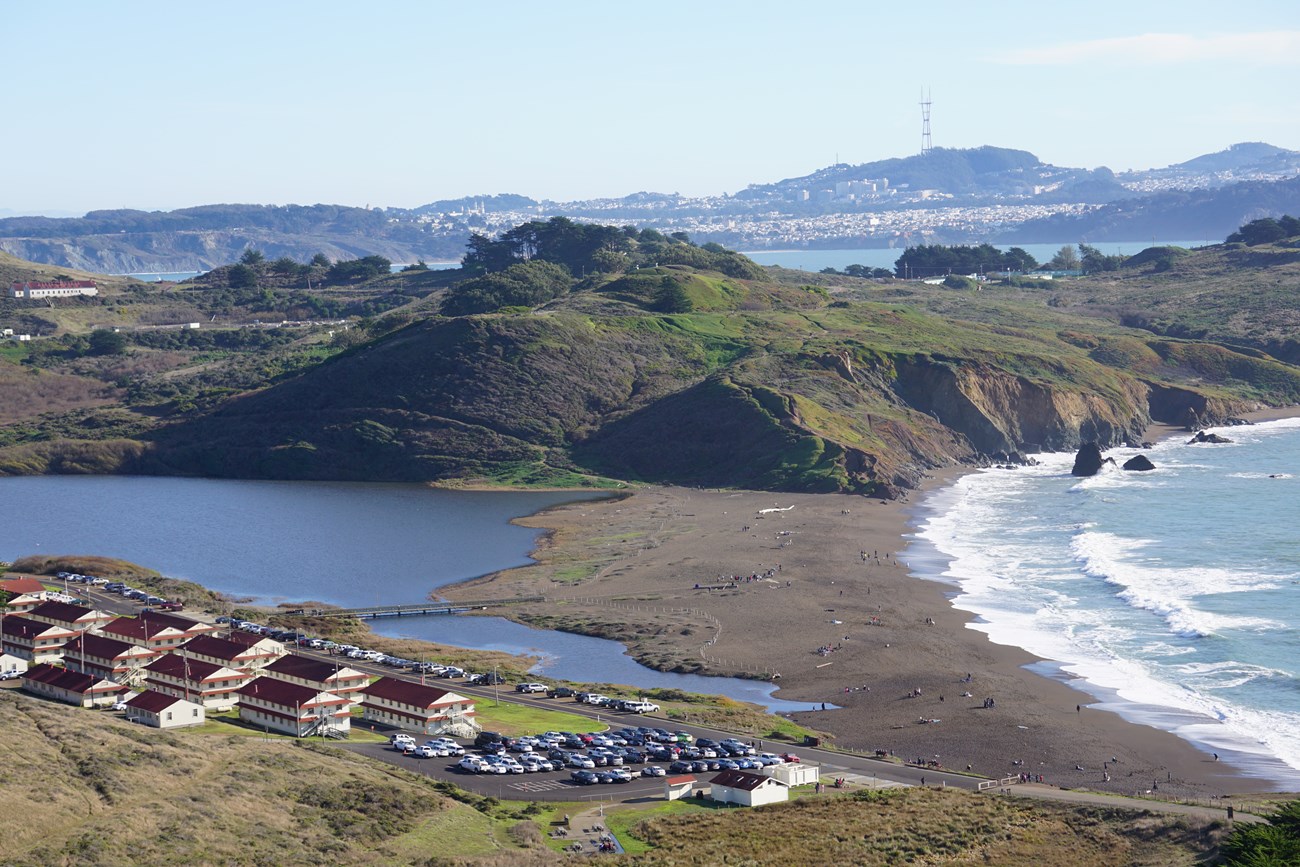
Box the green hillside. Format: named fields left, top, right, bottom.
left=2, top=224, right=1300, bottom=496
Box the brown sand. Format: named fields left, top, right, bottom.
left=446, top=408, right=1300, bottom=797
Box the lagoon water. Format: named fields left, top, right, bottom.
left=743, top=240, right=1207, bottom=274
left=910, top=419, right=1300, bottom=786
left=0, top=475, right=804, bottom=710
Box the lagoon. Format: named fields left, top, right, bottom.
left=0, top=474, right=804, bottom=710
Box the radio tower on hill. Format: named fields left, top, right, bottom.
left=920, top=88, right=933, bottom=156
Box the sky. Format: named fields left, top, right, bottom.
left=6, top=0, right=1299, bottom=215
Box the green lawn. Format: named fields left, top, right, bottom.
left=472, top=699, right=603, bottom=736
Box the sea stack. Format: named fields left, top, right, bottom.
left=1122, top=454, right=1156, bottom=471
left=1071, top=443, right=1112, bottom=477
left=1188, top=430, right=1233, bottom=444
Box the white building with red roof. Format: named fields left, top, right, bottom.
left=178, top=634, right=280, bottom=672
left=25, top=600, right=116, bottom=632
left=236, top=677, right=352, bottom=737
left=142, top=654, right=252, bottom=711
left=63, top=633, right=157, bottom=685
left=124, top=689, right=206, bottom=729
left=360, top=676, right=477, bottom=737
left=706, top=769, right=789, bottom=807
left=1, top=614, right=78, bottom=663
left=261, top=654, right=368, bottom=704
left=22, top=662, right=125, bottom=708
left=100, top=617, right=190, bottom=652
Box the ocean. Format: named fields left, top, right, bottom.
left=911, top=418, right=1300, bottom=787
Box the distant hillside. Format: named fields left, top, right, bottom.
left=1170, top=141, right=1300, bottom=175
left=1004, top=176, right=1300, bottom=243
left=0, top=204, right=463, bottom=272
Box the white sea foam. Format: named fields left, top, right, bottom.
left=913, top=423, right=1300, bottom=784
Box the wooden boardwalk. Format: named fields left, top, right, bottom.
left=286, top=596, right=546, bottom=619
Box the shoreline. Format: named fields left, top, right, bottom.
left=443, top=415, right=1300, bottom=794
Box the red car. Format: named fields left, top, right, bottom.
left=780, top=753, right=802, bottom=763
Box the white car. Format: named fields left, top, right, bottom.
left=425, top=738, right=465, bottom=756
left=390, top=735, right=417, bottom=750
left=414, top=745, right=438, bottom=758
left=622, top=701, right=660, bottom=714
left=567, top=754, right=596, bottom=769
left=111, top=697, right=130, bottom=711
left=515, top=682, right=548, bottom=694
left=458, top=756, right=490, bottom=773
left=520, top=755, right=553, bottom=772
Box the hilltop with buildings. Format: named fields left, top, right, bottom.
left=0, top=143, right=1297, bottom=273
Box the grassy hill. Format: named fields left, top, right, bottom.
left=0, top=689, right=546, bottom=866
left=2, top=232, right=1300, bottom=496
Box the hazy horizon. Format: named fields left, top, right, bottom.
left=8, top=1, right=1299, bottom=215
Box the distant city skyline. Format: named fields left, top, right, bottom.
left=6, top=1, right=1299, bottom=216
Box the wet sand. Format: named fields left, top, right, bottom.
left=443, top=476, right=1288, bottom=797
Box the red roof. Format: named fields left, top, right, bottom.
left=224, top=630, right=275, bottom=648
left=365, top=676, right=460, bottom=708
left=23, top=662, right=121, bottom=694
left=138, top=611, right=209, bottom=633
left=126, top=689, right=196, bottom=714
left=0, top=577, right=46, bottom=595
left=709, top=770, right=780, bottom=791
left=144, top=654, right=231, bottom=681
left=237, top=676, right=338, bottom=707
left=264, top=654, right=359, bottom=682
left=666, top=775, right=696, bottom=785
left=64, top=633, right=141, bottom=660
left=1, top=614, right=76, bottom=640
left=180, top=635, right=258, bottom=662
left=102, top=617, right=185, bottom=641
left=27, top=600, right=103, bottom=624
left=11, top=280, right=97, bottom=289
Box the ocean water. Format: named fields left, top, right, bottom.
left=911, top=418, right=1300, bottom=787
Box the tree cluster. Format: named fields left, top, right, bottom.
left=440, top=260, right=573, bottom=316
left=445, top=218, right=763, bottom=315
left=1220, top=798, right=1300, bottom=865
left=893, top=244, right=1038, bottom=278
left=1227, top=214, right=1300, bottom=246
left=820, top=264, right=893, bottom=279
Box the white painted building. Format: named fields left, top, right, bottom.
left=11, top=280, right=99, bottom=299
left=124, top=689, right=206, bottom=729
left=707, top=769, right=789, bottom=807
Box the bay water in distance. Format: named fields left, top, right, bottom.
left=910, top=419, right=1300, bottom=787
left=743, top=241, right=1207, bottom=274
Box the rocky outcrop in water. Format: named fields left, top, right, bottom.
left=1071, top=443, right=1115, bottom=477
left=1188, top=430, right=1233, bottom=444
left=1122, top=454, right=1156, bottom=471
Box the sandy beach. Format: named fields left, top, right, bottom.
left=446, top=408, right=1300, bottom=798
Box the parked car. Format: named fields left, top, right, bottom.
left=390, top=734, right=417, bottom=750
left=552, top=686, right=575, bottom=698
left=515, top=682, right=548, bottom=694
left=414, top=745, right=438, bottom=758
left=571, top=770, right=599, bottom=785
left=641, top=765, right=667, bottom=777
left=458, top=756, right=490, bottom=773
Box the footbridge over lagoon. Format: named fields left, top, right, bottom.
left=285, top=590, right=681, bottom=621
left=287, top=596, right=547, bottom=619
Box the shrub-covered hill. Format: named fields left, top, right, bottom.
left=117, top=273, right=1300, bottom=496
left=6, top=223, right=1300, bottom=497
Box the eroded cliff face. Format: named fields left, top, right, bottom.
left=890, top=357, right=1151, bottom=455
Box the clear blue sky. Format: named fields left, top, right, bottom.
left=7, top=0, right=1298, bottom=215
